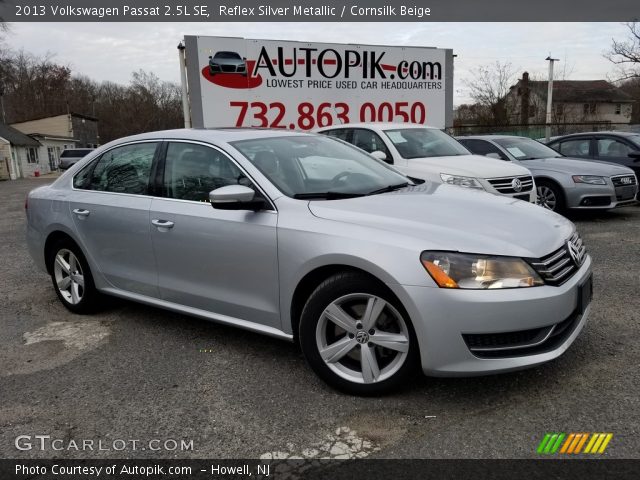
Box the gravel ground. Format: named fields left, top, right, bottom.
left=1, top=177, right=638, bottom=460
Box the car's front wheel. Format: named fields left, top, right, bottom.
left=47, top=238, right=100, bottom=314
left=536, top=180, right=565, bottom=213
left=299, top=272, right=419, bottom=395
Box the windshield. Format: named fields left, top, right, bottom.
left=231, top=135, right=409, bottom=198
left=494, top=137, right=562, bottom=160
left=214, top=52, right=242, bottom=60
left=383, top=128, right=470, bottom=159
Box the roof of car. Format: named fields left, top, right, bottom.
left=105, top=128, right=315, bottom=146
left=547, top=131, right=640, bottom=139
left=456, top=135, right=529, bottom=141
left=317, top=122, right=437, bottom=131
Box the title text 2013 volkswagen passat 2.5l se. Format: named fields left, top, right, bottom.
left=26, top=129, right=593, bottom=395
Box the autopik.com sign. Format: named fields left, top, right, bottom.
left=184, top=36, right=453, bottom=130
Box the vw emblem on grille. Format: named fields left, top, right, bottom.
left=511, top=178, right=523, bottom=192
left=567, top=239, right=585, bottom=266
left=355, top=331, right=370, bottom=344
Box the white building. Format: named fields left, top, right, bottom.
left=0, top=124, right=44, bottom=179
left=507, top=73, right=634, bottom=126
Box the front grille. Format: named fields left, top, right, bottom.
left=220, top=65, right=236, bottom=72
left=528, top=232, right=586, bottom=286
left=463, top=311, right=581, bottom=359
left=612, top=174, right=638, bottom=201
left=487, top=175, right=534, bottom=194
left=611, top=174, right=637, bottom=187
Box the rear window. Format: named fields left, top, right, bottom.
left=60, top=149, right=93, bottom=158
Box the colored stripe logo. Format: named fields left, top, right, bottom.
left=537, top=433, right=613, bottom=454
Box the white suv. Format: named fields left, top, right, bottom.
left=317, top=123, right=536, bottom=203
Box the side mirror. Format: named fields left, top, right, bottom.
left=485, top=152, right=502, bottom=160
left=208, top=56, right=212, bottom=59
left=209, top=185, right=264, bottom=211
left=243, top=57, right=247, bottom=61
left=628, top=151, right=640, bottom=161
left=370, top=150, right=388, bottom=162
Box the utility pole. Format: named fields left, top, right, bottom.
left=545, top=56, right=559, bottom=142
left=177, top=41, right=191, bottom=128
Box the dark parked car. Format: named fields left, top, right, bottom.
left=545, top=132, right=640, bottom=180
left=208, top=51, right=247, bottom=76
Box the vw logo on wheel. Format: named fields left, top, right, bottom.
left=355, top=331, right=370, bottom=344
left=511, top=178, right=523, bottom=192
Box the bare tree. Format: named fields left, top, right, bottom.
left=0, top=47, right=183, bottom=142
left=464, top=61, right=518, bottom=125
left=607, top=21, right=640, bottom=80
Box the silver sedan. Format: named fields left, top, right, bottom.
left=457, top=135, right=638, bottom=213
left=26, top=129, right=592, bottom=395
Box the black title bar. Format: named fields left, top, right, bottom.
left=1, top=0, right=639, bottom=22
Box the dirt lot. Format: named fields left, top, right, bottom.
left=1, top=177, right=638, bottom=459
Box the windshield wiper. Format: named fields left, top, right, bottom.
left=366, top=182, right=410, bottom=196
left=293, top=191, right=365, bottom=200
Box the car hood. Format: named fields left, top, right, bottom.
left=520, top=156, right=634, bottom=176
left=403, top=154, right=530, bottom=179
left=308, top=184, right=573, bottom=258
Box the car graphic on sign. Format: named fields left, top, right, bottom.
left=208, top=51, right=247, bottom=76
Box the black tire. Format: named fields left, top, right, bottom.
left=299, top=272, right=419, bottom=396
left=46, top=237, right=101, bottom=314
left=536, top=179, right=566, bottom=214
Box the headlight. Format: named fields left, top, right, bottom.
left=572, top=175, right=606, bottom=185
left=420, top=251, right=544, bottom=289
left=440, top=173, right=484, bottom=190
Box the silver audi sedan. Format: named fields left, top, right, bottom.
left=26, top=129, right=593, bottom=395
left=457, top=135, right=638, bottom=213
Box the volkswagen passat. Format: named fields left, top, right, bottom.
left=26, top=129, right=593, bottom=395
left=317, top=123, right=537, bottom=203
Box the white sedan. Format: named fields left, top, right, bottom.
left=317, top=122, right=537, bottom=203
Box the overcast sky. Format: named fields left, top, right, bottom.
left=3, top=22, right=630, bottom=105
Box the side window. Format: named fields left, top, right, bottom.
left=597, top=138, right=633, bottom=158
left=459, top=139, right=509, bottom=160
left=323, top=129, right=351, bottom=142
left=76, top=142, right=157, bottom=194
left=352, top=129, right=392, bottom=162
left=557, top=139, right=590, bottom=157
left=163, top=142, right=246, bottom=202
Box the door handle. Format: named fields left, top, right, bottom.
left=72, top=208, right=90, bottom=217
left=151, top=219, right=175, bottom=229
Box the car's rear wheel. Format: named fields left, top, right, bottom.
left=299, top=272, right=419, bottom=395
left=536, top=180, right=565, bottom=213
left=47, top=238, right=100, bottom=314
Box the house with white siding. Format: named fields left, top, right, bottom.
left=507, top=73, right=634, bottom=126
left=0, top=124, right=45, bottom=179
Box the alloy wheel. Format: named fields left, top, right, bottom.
left=537, top=185, right=557, bottom=211
left=315, top=293, right=410, bottom=384
left=53, top=249, right=85, bottom=305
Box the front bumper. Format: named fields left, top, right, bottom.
left=388, top=255, right=592, bottom=376
left=565, top=182, right=638, bottom=209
